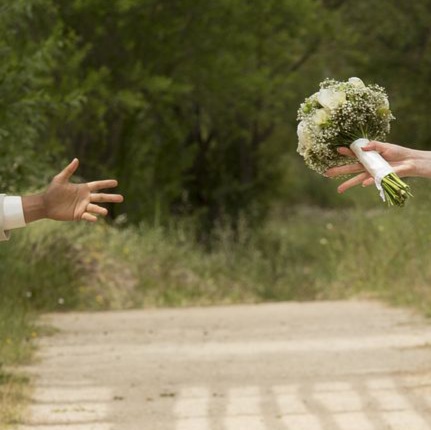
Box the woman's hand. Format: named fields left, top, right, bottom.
left=325, top=141, right=429, bottom=194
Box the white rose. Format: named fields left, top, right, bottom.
left=317, top=88, right=346, bottom=111
left=380, top=97, right=390, bottom=109
left=377, top=97, right=391, bottom=116
left=312, top=108, right=329, bottom=126
left=348, top=77, right=366, bottom=88
left=297, top=121, right=312, bottom=156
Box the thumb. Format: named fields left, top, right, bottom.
left=55, top=158, right=79, bottom=182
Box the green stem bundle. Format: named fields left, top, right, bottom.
left=381, top=173, right=413, bottom=207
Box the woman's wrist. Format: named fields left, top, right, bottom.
left=22, top=193, right=47, bottom=224
left=409, top=149, right=431, bottom=178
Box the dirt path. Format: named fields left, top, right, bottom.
left=17, top=301, right=431, bottom=430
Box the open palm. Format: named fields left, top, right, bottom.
left=44, top=159, right=124, bottom=222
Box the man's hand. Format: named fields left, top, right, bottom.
left=22, top=159, right=124, bottom=224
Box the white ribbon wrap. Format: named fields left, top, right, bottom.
left=350, top=138, right=394, bottom=202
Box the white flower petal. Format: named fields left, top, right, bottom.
left=317, top=88, right=346, bottom=111
left=297, top=121, right=312, bottom=156
left=312, top=108, right=329, bottom=126
left=381, top=97, right=390, bottom=109
left=348, top=77, right=366, bottom=88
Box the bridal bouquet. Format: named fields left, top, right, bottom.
left=297, top=77, right=412, bottom=206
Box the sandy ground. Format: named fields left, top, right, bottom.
left=16, top=300, right=431, bottom=430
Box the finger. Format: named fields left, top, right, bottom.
left=337, top=172, right=370, bottom=194
left=326, top=162, right=365, bottom=177
left=90, top=193, right=124, bottom=203
left=361, top=140, right=385, bottom=152
left=81, top=212, right=98, bottom=222
left=337, top=147, right=356, bottom=158
left=88, top=179, right=118, bottom=191
left=55, top=158, right=79, bottom=182
left=362, top=177, right=375, bottom=187
left=87, top=203, right=108, bottom=216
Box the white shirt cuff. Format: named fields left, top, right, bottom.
left=3, top=196, right=26, bottom=230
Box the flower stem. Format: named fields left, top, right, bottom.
left=381, top=173, right=412, bottom=207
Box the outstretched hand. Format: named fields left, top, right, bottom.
left=22, top=159, right=124, bottom=224
left=44, top=158, right=123, bottom=222
left=325, top=141, right=417, bottom=194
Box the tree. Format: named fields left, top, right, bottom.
left=324, top=0, right=431, bottom=149
left=0, top=1, right=82, bottom=190
left=51, top=0, right=325, bottom=231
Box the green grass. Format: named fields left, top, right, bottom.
left=0, top=372, right=29, bottom=429
left=3, top=183, right=431, bottom=314
left=2, top=179, right=431, bottom=427
left=0, top=303, right=33, bottom=429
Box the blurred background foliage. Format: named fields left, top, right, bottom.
left=2, top=0, right=431, bottom=230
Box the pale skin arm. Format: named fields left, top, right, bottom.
left=325, top=141, right=431, bottom=194
left=22, top=158, right=124, bottom=224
